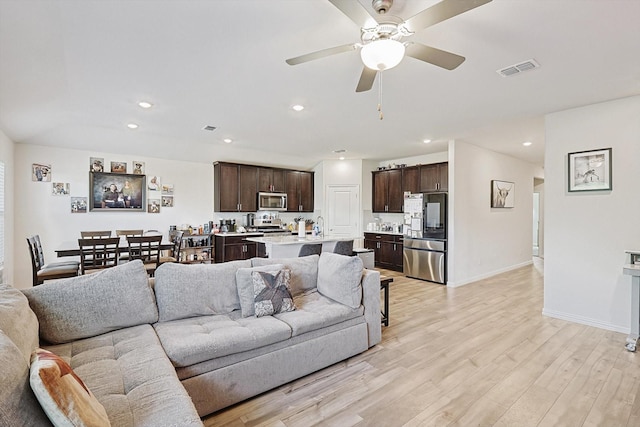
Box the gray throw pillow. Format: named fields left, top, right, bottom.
left=251, top=255, right=319, bottom=296
left=236, top=264, right=284, bottom=317
left=317, top=252, right=363, bottom=309
left=252, top=269, right=296, bottom=317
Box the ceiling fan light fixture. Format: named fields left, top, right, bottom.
left=360, top=39, right=405, bottom=71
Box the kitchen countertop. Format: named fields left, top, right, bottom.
left=213, top=232, right=265, bottom=237
left=364, top=230, right=403, bottom=236
left=245, top=235, right=354, bottom=245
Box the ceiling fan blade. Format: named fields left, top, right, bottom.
left=328, top=0, right=378, bottom=29
left=356, top=67, right=377, bottom=93
left=286, top=43, right=357, bottom=66
left=403, top=0, right=492, bottom=33
left=405, top=43, right=465, bottom=70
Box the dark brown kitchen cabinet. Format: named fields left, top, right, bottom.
left=214, top=234, right=260, bottom=263
left=372, top=169, right=403, bottom=213
left=214, top=162, right=258, bottom=212
left=364, top=233, right=403, bottom=271
left=286, top=170, right=314, bottom=212
left=420, top=162, right=448, bottom=192
left=402, top=166, right=420, bottom=194
left=257, top=167, right=285, bottom=192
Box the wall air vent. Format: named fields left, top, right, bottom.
left=497, top=59, right=540, bottom=77
left=202, top=125, right=217, bottom=131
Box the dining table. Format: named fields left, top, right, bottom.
left=55, top=238, right=174, bottom=258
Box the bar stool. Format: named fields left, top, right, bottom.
left=333, top=240, right=354, bottom=256
left=298, top=243, right=322, bottom=257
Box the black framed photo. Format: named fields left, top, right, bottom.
left=89, top=172, right=146, bottom=211
left=568, top=148, right=612, bottom=192
left=491, top=180, right=515, bottom=208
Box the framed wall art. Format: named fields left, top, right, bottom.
left=491, top=180, right=515, bottom=208
left=32, top=163, right=51, bottom=182
left=89, top=172, right=146, bottom=211
left=568, top=148, right=612, bottom=192
left=110, top=161, right=127, bottom=173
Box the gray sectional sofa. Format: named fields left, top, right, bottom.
left=1, top=253, right=381, bottom=426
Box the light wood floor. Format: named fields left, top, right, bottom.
left=204, top=259, right=640, bottom=426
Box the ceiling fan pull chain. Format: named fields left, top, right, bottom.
left=378, top=71, right=384, bottom=120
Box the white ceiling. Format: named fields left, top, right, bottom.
left=1, top=0, right=639, bottom=170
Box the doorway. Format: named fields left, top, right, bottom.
left=326, top=185, right=359, bottom=236
left=533, top=192, right=540, bottom=256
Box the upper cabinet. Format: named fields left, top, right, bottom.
left=214, top=162, right=257, bottom=212
left=286, top=170, right=314, bottom=212
left=372, top=169, right=403, bottom=213
left=214, top=162, right=313, bottom=213
left=257, top=167, right=285, bottom=193
left=420, top=162, right=448, bottom=192
left=372, top=162, right=448, bottom=213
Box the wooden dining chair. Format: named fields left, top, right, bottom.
left=80, top=230, right=112, bottom=238
left=78, top=237, right=120, bottom=274
left=160, top=231, right=184, bottom=265
left=298, top=243, right=323, bottom=257
left=115, top=229, right=143, bottom=262
left=27, top=236, right=79, bottom=286
left=127, top=235, right=162, bottom=276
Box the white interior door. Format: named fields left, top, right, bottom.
left=533, top=192, right=540, bottom=256
left=326, top=185, right=359, bottom=236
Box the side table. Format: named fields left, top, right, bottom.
left=380, top=276, right=393, bottom=327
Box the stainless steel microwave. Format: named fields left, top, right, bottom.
left=257, top=192, right=287, bottom=211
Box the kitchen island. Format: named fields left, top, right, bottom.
left=245, top=235, right=354, bottom=258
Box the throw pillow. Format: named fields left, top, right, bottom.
left=236, top=264, right=285, bottom=317
left=29, top=348, right=111, bottom=427
left=252, top=269, right=296, bottom=317
left=317, top=252, right=364, bottom=309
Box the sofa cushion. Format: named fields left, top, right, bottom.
left=253, top=269, right=296, bottom=317
left=316, top=252, right=363, bottom=309
left=251, top=255, right=319, bottom=296
left=29, top=348, right=111, bottom=427
left=153, top=311, right=292, bottom=367
left=22, top=261, right=157, bottom=345
left=236, top=264, right=284, bottom=317
left=274, top=290, right=363, bottom=336
left=45, top=324, right=203, bottom=427
left=0, top=283, right=40, bottom=363
left=0, top=331, right=52, bottom=427
left=154, top=260, right=251, bottom=322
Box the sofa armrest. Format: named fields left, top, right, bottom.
left=361, top=269, right=382, bottom=347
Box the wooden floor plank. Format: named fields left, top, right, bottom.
left=203, top=259, right=639, bottom=427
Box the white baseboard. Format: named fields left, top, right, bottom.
left=447, top=260, right=533, bottom=288
left=542, top=308, right=628, bottom=334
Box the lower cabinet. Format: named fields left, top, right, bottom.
left=214, top=234, right=260, bottom=263
left=364, top=233, right=403, bottom=272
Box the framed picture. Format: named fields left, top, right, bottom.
left=491, top=180, right=515, bottom=208
left=568, top=148, right=612, bottom=192
left=148, top=175, right=161, bottom=191
left=71, top=197, right=87, bottom=213
left=132, top=161, right=145, bottom=175
left=90, top=157, right=104, bottom=172
left=148, top=198, right=161, bottom=213
left=162, top=195, right=174, bottom=207
left=161, top=183, right=174, bottom=195
left=52, top=182, right=70, bottom=195
left=89, top=172, right=146, bottom=211
left=110, top=161, right=127, bottom=174
left=32, top=163, right=51, bottom=182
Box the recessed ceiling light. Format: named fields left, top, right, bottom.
left=292, top=104, right=304, bottom=112
left=523, top=141, right=533, bottom=146
left=423, top=139, right=431, bottom=144
left=138, top=101, right=153, bottom=109
left=127, top=123, right=138, bottom=129
left=223, top=138, right=233, bottom=144
left=339, top=156, right=345, bottom=160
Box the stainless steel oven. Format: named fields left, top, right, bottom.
left=257, top=192, right=287, bottom=211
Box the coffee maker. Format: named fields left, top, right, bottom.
left=246, top=213, right=255, bottom=227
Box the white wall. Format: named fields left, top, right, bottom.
left=448, top=140, right=535, bottom=287
left=544, top=95, right=640, bottom=333
left=14, top=144, right=214, bottom=288
left=0, top=130, right=15, bottom=285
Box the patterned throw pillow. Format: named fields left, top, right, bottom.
left=29, top=348, right=111, bottom=427
left=252, top=269, right=296, bottom=317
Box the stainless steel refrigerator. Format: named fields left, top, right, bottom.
left=403, top=192, right=447, bottom=284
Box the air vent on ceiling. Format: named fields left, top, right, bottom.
left=202, top=125, right=217, bottom=131
left=497, top=59, right=540, bottom=77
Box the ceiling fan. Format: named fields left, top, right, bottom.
left=286, top=0, right=492, bottom=92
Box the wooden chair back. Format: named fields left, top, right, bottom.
left=78, top=237, right=120, bottom=274
left=127, top=235, right=162, bottom=275
left=80, top=230, right=112, bottom=239
left=27, top=235, right=80, bottom=285
left=115, top=229, right=143, bottom=238
left=26, top=236, right=43, bottom=282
